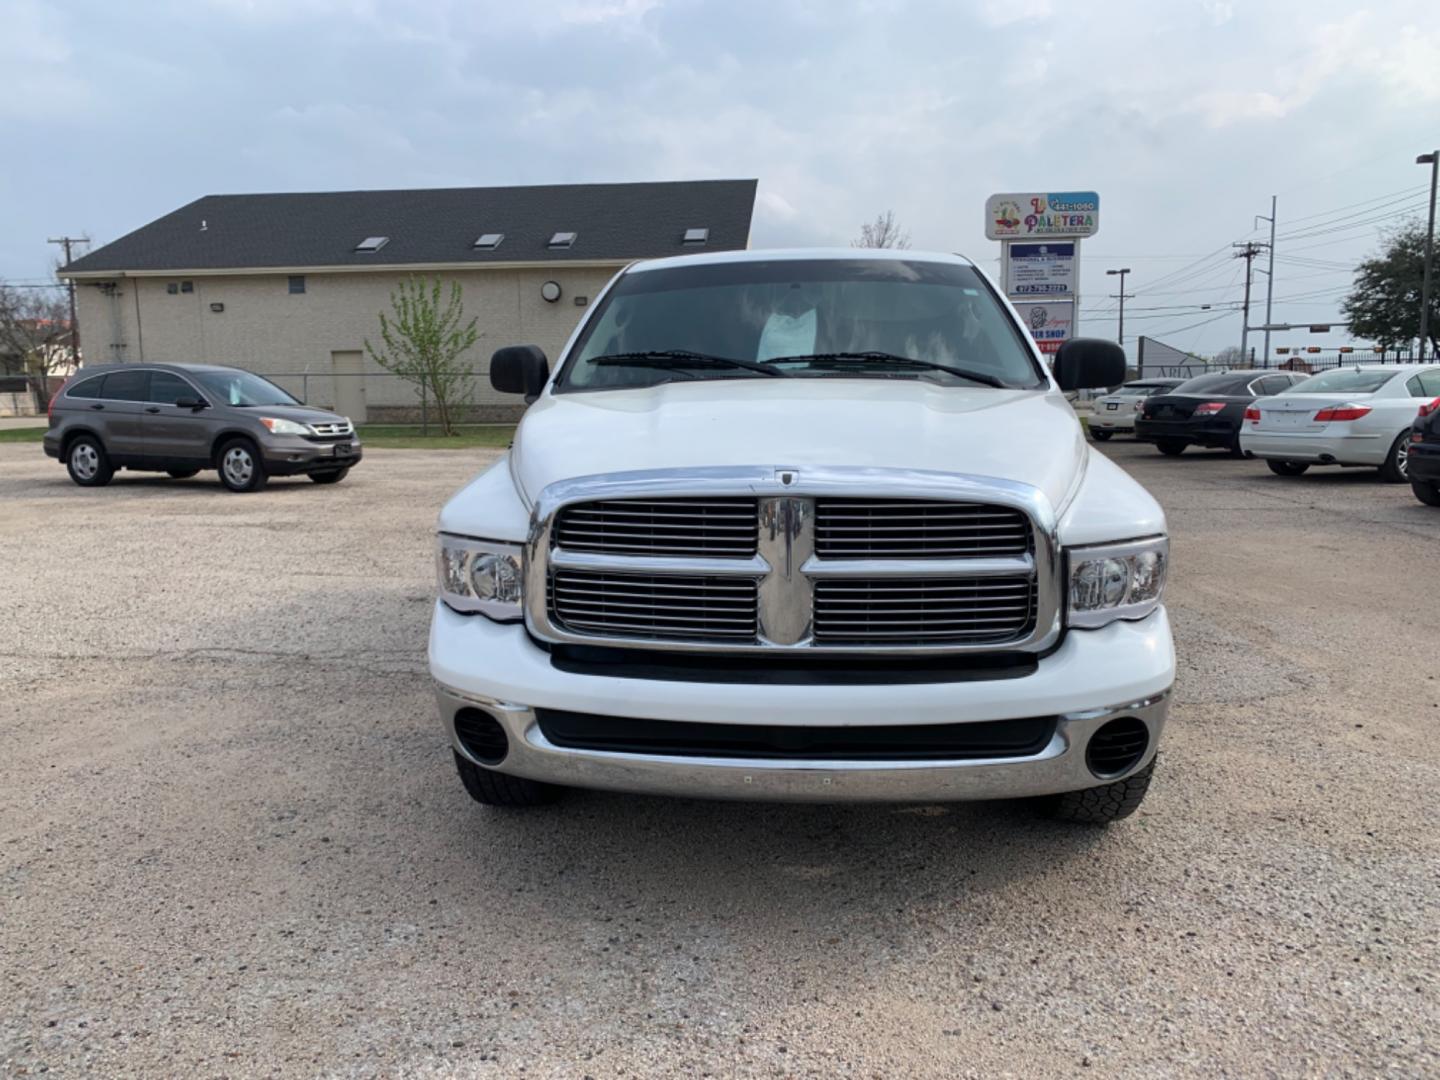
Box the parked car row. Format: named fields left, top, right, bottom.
left=1103, top=365, right=1440, bottom=508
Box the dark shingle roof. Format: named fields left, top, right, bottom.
left=62, top=180, right=757, bottom=275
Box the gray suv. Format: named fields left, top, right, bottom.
left=43, top=363, right=363, bottom=493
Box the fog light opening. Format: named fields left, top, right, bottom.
left=1086, top=717, right=1149, bottom=778
left=454, top=708, right=509, bottom=765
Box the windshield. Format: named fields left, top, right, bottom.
left=192, top=369, right=300, bottom=407
left=1172, top=372, right=1251, bottom=395
left=1284, top=368, right=1395, bottom=395
left=558, top=259, right=1045, bottom=391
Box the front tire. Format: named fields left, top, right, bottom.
left=1156, top=440, right=1187, bottom=457
left=1413, top=479, right=1440, bottom=507
left=1044, top=759, right=1156, bottom=824
left=1267, top=459, right=1310, bottom=477
left=217, top=438, right=268, bottom=493
left=1091, top=429, right=1114, bottom=442
left=309, top=468, right=350, bottom=485
left=66, top=435, right=114, bottom=487
left=1378, top=432, right=1411, bottom=484
left=454, top=752, right=562, bottom=807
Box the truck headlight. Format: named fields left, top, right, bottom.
left=1066, top=536, right=1167, bottom=629
left=437, top=534, right=524, bottom=621
left=258, top=417, right=311, bottom=435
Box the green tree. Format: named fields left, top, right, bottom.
left=1341, top=221, right=1438, bottom=354
left=365, top=276, right=479, bottom=435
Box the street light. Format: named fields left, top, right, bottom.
left=1418, top=151, right=1438, bottom=362
left=1106, top=267, right=1132, bottom=345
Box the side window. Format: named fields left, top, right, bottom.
left=1407, top=374, right=1428, bottom=398
left=1419, top=371, right=1440, bottom=396
left=148, top=372, right=196, bottom=404
left=66, top=374, right=106, bottom=399
left=98, top=369, right=149, bottom=401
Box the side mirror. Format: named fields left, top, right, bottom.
left=490, top=345, right=549, bottom=401
left=1053, top=338, right=1127, bottom=391
left=175, top=396, right=209, bottom=410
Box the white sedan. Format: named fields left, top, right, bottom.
left=1088, top=377, right=1184, bottom=440
left=1241, top=364, right=1440, bottom=481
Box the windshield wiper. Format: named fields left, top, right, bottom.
left=767, top=351, right=1010, bottom=388
left=588, top=350, right=791, bottom=378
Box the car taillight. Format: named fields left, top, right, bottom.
left=1419, top=397, right=1440, bottom=418
left=1243, top=406, right=1260, bottom=422
left=1193, top=402, right=1227, bottom=416
left=1314, top=404, right=1372, bottom=422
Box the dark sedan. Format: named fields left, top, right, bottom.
left=1409, top=396, right=1440, bottom=506
left=1134, top=370, right=1308, bottom=457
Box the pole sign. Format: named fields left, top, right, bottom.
left=986, top=192, right=1099, bottom=240
left=1004, top=241, right=1077, bottom=297
left=1013, top=301, right=1074, bottom=355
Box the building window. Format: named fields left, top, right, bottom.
left=167, top=283, right=178, bottom=295
left=288, top=275, right=306, bottom=294
left=180, top=281, right=194, bottom=294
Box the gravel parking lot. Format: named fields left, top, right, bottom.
left=2, top=439, right=1437, bottom=1078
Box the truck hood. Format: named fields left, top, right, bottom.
left=511, top=380, right=1087, bottom=512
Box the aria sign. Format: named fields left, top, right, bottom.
left=986, top=192, right=1100, bottom=240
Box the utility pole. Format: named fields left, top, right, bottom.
left=47, top=235, right=89, bottom=366
left=1233, top=241, right=1265, bottom=365
left=1418, top=151, right=1438, bottom=361
left=1255, top=197, right=1277, bottom=367
left=1105, top=267, right=1133, bottom=345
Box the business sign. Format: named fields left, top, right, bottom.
left=986, top=191, right=1099, bottom=239
left=1004, top=241, right=1076, bottom=297
left=1013, top=300, right=1074, bottom=355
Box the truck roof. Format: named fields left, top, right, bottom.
left=628, top=247, right=977, bottom=273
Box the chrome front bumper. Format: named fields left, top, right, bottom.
left=435, top=683, right=1171, bottom=803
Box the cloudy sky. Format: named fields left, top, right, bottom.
left=4, top=0, right=1437, bottom=358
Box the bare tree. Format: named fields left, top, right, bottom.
left=852, top=210, right=911, bottom=250
left=0, top=282, right=74, bottom=411
left=365, top=276, right=479, bottom=436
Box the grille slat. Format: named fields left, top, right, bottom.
left=813, top=577, right=1036, bottom=646
left=555, top=498, right=758, bottom=557
left=551, top=570, right=758, bottom=641
left=814, top=498, right=1030, bottom=559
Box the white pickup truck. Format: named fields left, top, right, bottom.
left=430, top=250, right=1174, bottom=824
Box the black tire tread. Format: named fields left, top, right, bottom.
left=65, top=435, right=114, bottom=487
left=1156, top=440, right=1187, bottom=457
left=1413, top=480, right=1440, bottom=507
left=1379, top=432, right=1410, bottom=483
left=453, top=751, right=561, bottom=807
left=216, top=437, right=268, bottom=493
left=1046, top=759, right=1156, bottom=824
left=1267, top=459, right=1310, bottom=477
left=1090, top=429, right=1114, bottom=441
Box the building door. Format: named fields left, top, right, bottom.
left=330, top=351, right=368, bottom=424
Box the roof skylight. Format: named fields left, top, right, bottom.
left=355, top=236, right=389, bottom=252
left=548, top=231, right=577, bottom=249
left=473, top=233, right=505, bottom=250
left=682, top=227, right=710, bottom=245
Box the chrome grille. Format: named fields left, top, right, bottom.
left=554, top=498, right=758, bottom=557
left=310, top=420, right=354, bottom=437
left=814, top=499, right=1030, bottom=558
left=550, top=570, right=758, bottom=641
left=812, top=577, right=1036, bottom=645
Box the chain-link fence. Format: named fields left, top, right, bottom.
left=265, top=369, right=523, bottom=430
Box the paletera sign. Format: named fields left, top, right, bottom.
left=986, top=192, right=1099, bottom=239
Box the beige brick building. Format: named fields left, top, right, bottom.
left=61, top=181, right=756, bottom=421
